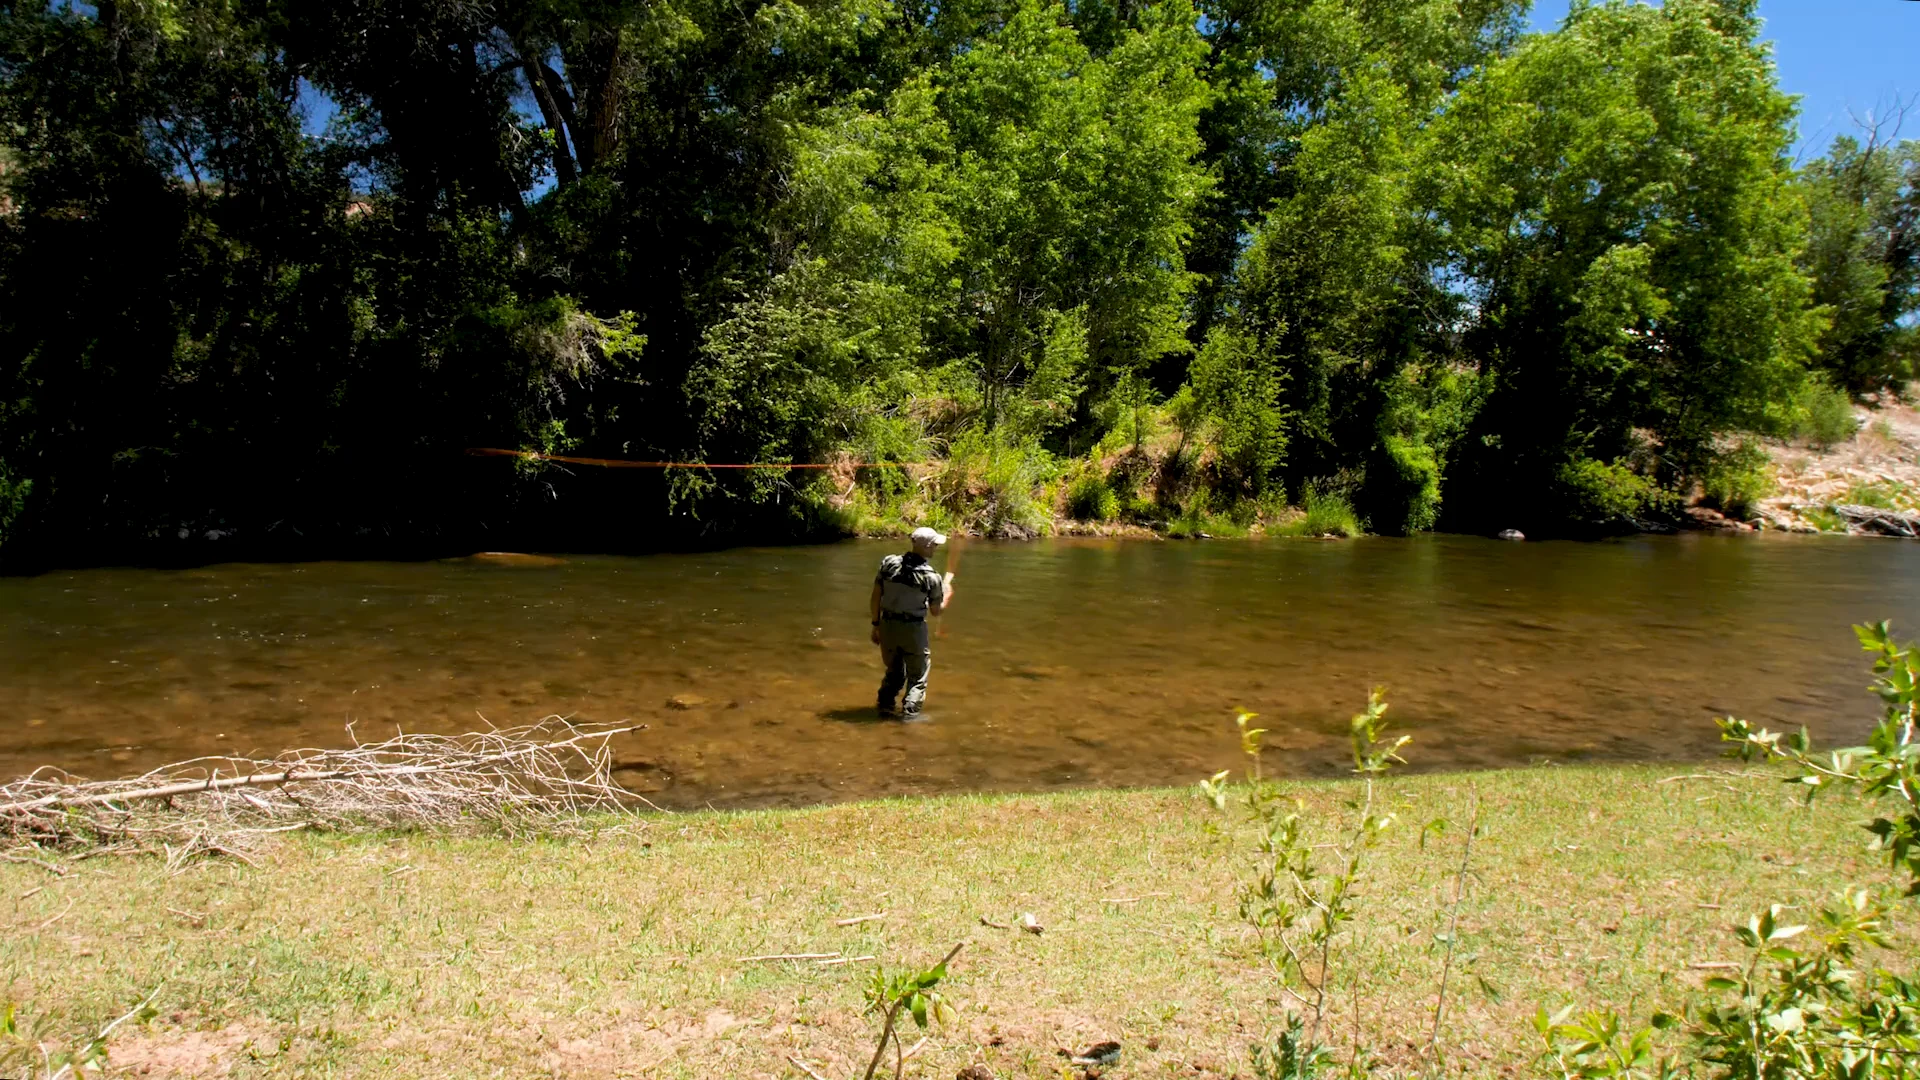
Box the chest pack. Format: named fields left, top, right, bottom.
left=878, top=555, right=937, bottom=619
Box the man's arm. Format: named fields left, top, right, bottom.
left=929, top=572, right=954, bottom=616
left=869, top=580, right=883, bottom=644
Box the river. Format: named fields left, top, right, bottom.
left=3, top=535, right=1914, bottom=808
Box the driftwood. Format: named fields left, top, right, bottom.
left=1832, top=504, right=1920, bottom=538
left=1, top=717, right=647, bottom=862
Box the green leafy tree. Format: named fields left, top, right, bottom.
left=938, top=0, right=1209, bottom=437
left=1797, top=132, right=1920, bottom=396
left=1428, top=0, right=1824, bottom=530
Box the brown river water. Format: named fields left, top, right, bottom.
left=3, top=535, right=1915, bottom=808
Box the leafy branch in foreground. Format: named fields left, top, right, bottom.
left=859, top=943, right=962, bottom=1080
left=1533, top=1004, right=1679, bottom=1080
left=1542, top=621, right=1920, bottom=1080
left=1722, top=619, right=1920, bottom=896
left=1200, top=689, right=1408, bottom=1078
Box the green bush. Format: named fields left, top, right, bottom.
left=1270, top=481, right=1363, bottom=538
left=1699, top=441, right=1776, bottom=519
left=1803, top=505, right=1849, bottom=533
left=1792, top=380, right=1859, bottom=448
left=1190, top=327, right=1289, bottom=494
left=1375, top=433, right=1442, bottom=534
left=1164, top=491, right=1249, bottom=538
left=935, top=431, right=1052, bottom=538
left=1839, top=480, right=1914, bottom=510
left=1065, top=470, right=1119, bottom=522
left=1557, top=456, right=1667, bottom=524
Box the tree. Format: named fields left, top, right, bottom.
left=1428, top=0, right=1823, bottom=530
left=1798, top=129, right=1920, bottom=396
left=936, top=0, right=1210, bottom=437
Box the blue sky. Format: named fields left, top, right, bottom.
left=1527, top=1, right=1920, bottom=159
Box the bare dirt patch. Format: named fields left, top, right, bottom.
left=111, top=1021, right=266, bottom=1078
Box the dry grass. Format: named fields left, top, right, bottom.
left=0, top=765, right=1907, bottom=1079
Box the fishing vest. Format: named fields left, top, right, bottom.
left=876, top=553, right=942, bottom=620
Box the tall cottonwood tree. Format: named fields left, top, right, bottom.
left=1428, top=0, right=1822, bottom=528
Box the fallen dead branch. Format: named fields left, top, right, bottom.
left=815, top=955, right=875, bottom=967
left=788, top=1055, right=832, bottom=1080
left=2, top=850, right=67, bottom=875
left=0, top=718, right=646, bottom=863
left=34, top=897, right=75, bottom=930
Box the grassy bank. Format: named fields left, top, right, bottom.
left=821, top=411, right=1365, bottom=543
left=2, top=765, right=1905, bottom=1079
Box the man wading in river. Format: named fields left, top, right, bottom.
left=870, top=527, right=956, bottom=719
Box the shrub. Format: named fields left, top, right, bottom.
left=1271, top=481, right=1364, bottom=538
left=1546, top=623, right=1920, bottom=1079
left=1165, top=491, right=1249, bottom=538
left=1803, top=505, right=1849, bottom=533
left=1792, top=380, right=1858, bottom=448
left=1199, top=692, right=1409, bottom=1076
left=934, top=431, right=1052, bottom=538
left=1190, top=326, right=1289, bottom=494
left=1375, top=433, right=1441, bottom=534
left=1699, top=441, right=1776, bottom=519
left=1840, top=480, right=1913, bottom=510
left=1557, top=456, right=1667, bottom=524
left=1065, top=470, right=1119, bottom=522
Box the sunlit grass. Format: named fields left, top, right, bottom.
left=3, top=765, right=1904, bottom=1078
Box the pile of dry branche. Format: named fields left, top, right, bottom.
left=0, top=718, right=645, bottom=870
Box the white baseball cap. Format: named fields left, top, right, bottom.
left=909, top=526, right=948, bottom=547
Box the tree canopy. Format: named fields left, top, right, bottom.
left=0, top=0, right=1913, bottom=563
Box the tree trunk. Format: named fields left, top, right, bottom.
left=568, top=25, right=629, bottom=173
left=520, top=55, right=577, bottom=187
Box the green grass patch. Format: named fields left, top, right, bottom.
left=1803, top=505, right=1850, bottom=532
left=1269, top=485, right=1364, bottom=538
left=1838, top=479, right=1915, bottom=511
left=2, top=766, right=1901, bottom=1079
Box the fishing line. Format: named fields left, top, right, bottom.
left=937, top=535, right=965, bottom=640
left=467, top=447, right=934, bottom=470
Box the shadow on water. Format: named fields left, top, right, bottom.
left=3, top=533, right=1917, bottom=808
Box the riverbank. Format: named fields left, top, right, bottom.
left=1756, top=394, right=1920, bottom=535
left=3, top=764, right=1904, bottom=1079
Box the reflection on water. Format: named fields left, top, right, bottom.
left=2, top=535, right=1914, bottom=808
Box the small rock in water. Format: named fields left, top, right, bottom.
left=666, top=693, right=708, bottom=710
left=1497, top=529, right=1525, bottom=541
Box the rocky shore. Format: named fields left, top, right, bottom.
left=1752, top=394, right=1920, bottom=536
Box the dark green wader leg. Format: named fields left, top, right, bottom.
left=877, top=620, right=933, bottom=715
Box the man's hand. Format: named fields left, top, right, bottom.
left=870, top=624, right=881, bottom=645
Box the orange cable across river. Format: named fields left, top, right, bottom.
left=466, top=447, right=936, bottom=470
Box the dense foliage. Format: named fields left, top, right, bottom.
left=1, top=0, right=1916, bottom=563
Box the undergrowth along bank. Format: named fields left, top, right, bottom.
left=813, top=405, right=1369, bottom=542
